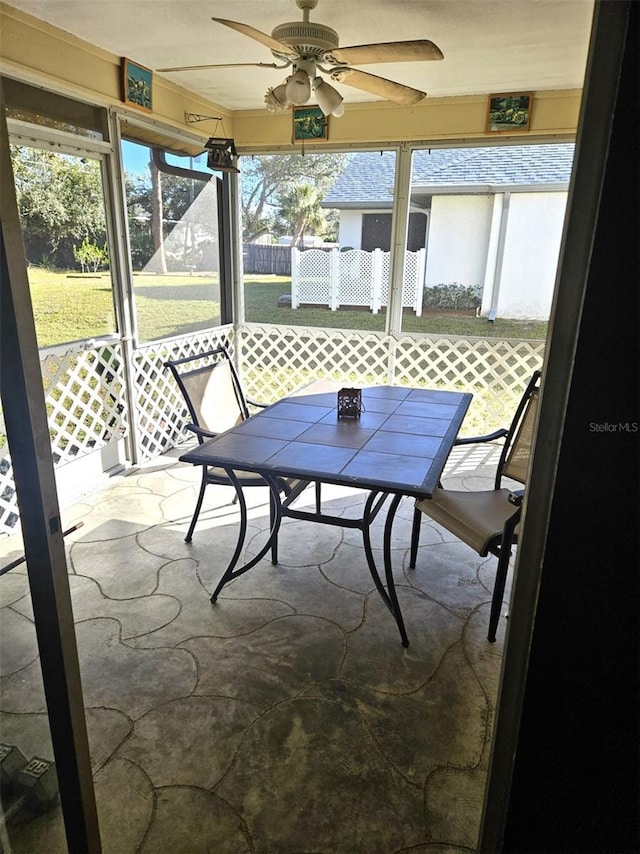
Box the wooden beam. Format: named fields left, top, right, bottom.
left=0, top=84, right=102, bottom=852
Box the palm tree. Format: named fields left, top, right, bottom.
left=276, top=182, right=328, bottom=248
left=240, top=153, right=347, bottom=243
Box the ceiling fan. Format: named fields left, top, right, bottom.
left=157, top=0, right=443, bottom=117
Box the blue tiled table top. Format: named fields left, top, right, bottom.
left=180, top=385, right=472, bottom=498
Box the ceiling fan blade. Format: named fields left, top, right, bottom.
left=158, top=62, right=281, bottom=72
left=332, top=68, right=426, bottom=105
left=328, top=40, right=444, bottom=65
left=212, top=17, right=295, bottom=56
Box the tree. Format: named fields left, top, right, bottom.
left=125, top=163, right=212, bottom=271
left=275, top=182, right=328, bottom=247
left=11, top=145, right=106, bottom=266
left=149, top=154, right=168, bottom=274
left=240, top=152, right=348, bottom=242
left=73, top=237, right=109, bottom=272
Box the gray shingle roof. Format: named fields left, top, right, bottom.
left=323, top=143, right=574, bottom=206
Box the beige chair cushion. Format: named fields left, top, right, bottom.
left=205, top=466, right=268, bottom=484
left=181, top=362, right=244, bottom=435
left=205, top=466, right=303, bottom=493
left=502, top=388, right=539, bottom=483
left=415, top=488, right=520, bottom=555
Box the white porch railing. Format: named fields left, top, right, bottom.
left=291, top=248, right=426, bottom=315
left=0, top=323, right=545, bottom=537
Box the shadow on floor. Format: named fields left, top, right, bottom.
left=0, top=444, right=508, bottom=853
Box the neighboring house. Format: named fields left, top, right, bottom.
left=321, top=144, right=574, bottom=319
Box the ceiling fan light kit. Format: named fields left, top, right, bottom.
left=264, top=66, right=344, bottom=117
left=159, top=0, right=443, bottom=119
left=312, top=76, right=344, bottom=117
left=285, top=68, right=312, bottom=105
left=264, top=82, right=289, bottom=112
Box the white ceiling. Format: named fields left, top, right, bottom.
left=4, top=0, right=595, bottom=112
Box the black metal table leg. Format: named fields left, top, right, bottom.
left=382, top=493, right=409, bottom=647
left=361, top=490, right=409, bottom=647
left=362, top=491, right=392, bottom=603
left=210, top=475, right=409, bottom=645
left=210, top=468, right=283, bottom=602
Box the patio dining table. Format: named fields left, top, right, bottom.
left=180, top=383, right=472, bottom=646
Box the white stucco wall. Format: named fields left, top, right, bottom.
left=336, top=190, right=568, bottom=319
left=493, top=192, right=568, bottom=318
left=424, top=195, right=493, bottom=288
left=338, top=211, right=363, bottom=249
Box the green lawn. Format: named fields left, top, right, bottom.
left=244, top=277, right=548, bottom=339
left=28, top=270, right=118, bottom=348
left=28, top=269, right=222, bottom=347
left=26, top=269, right=548, bottom=347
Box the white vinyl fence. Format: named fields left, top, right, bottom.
left=291, top=248, right=426, bottom=314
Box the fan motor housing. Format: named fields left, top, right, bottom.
left=271, top=21, right=339, bottom=56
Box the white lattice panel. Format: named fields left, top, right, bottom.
left=378, top=251, right=422, bottom=309
left=0, top=454, right=19, bottom=536
left=0, top=323, right=544, bottom=538
left=239, top=323, right=394, bottom=402
left=238, top=323, right=544, bottom=438
left=0, top=342, right=129, bottom=537
left=41, top=345, right=128, bottom=465
left=293, top=249, right=424, bottom=313
left=296, top=249, right=332, bottom=304
left=132, top=327, right=235, bottom=460
left=0, top=331, right=235, bottom=536
left=378, top=253, right=391, bottom=304
left=390, top=334, right=545, bottom=434
left=337, top=250, right=374, bottom=307
left=402, top=251, right=422, bottom=310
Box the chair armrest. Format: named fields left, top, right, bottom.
left=186, top=423, right=216, bottom=440
left=454, top=427, right=509, bottom=446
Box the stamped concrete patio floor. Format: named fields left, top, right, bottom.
left=0, top=440, right=509, bottom=854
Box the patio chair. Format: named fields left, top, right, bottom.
left=409, top=370, right=542, bottom=642
left=165, top=346, right=316, bottom=557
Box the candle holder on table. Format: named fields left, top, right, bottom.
left=337, top=387, right=363, bottom=419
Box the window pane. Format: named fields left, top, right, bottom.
left=10, top=144, right=116, bottom=348
left=121, top=140, right=222, bottom=343
left=398, top=143, right=575, bottom=338
left=241, top=151, right=393, bottom=332
left=3, top=77, right=106, bottom=140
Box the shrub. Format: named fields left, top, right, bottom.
left=73, top=238, right=109, bottom=273
left=423, top=283, right=482, bottom=311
